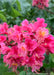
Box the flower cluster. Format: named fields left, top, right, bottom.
left=32, top=0, right=49, bottom=9
left=0, top=18, right=54, bottom=72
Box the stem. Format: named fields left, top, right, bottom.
left=14, top=70, right=19, bottom=75
left=45, top=55, right=50, bottom=75
left=45, top=8, right=54, bottom=15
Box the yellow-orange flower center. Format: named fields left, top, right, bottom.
left=21, top=46, right=25, bottom=51
left=39, top=30, right=46, bottom=37
left=12, top=63, right=18, bottom=66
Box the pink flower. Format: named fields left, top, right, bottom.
left=0, top=36, right=6, bottom=42
left=11, top=46, right=18, bottom=57
left=3, top=46, right=19, bottom=69
left=0, top=42, right=5, bottom=54
left=21, top=23, right=33, bottom=33
left=3, top=55, right=18, bottom=69
left=7, top=28, right=15, bottom=35
left=26, top=55, right=44, bottom=72
left=0, top=18, right=53, bottom=73
left=35, top=46, right=45, bottom=55
left=18, top=43, right=27, bottom=57
left=36, top=27, right=49, bottom=43
left=32, top=0, right=49, bottom=9
left=33, top=18, right=47, bottom=31
left=25, top=38, right=37, bottom=51
left=32, top=0, right=38, bottom=6
left=2, top=46, right=11, bottom=54
left=0, top=27, right=6, bottom=34
left=21, top=19, right=34, bottom=33
left=14, top=25, right=21, bottom=32
left=0, top=23, right=8, bottom=34
left=36, top=18, right=47, bottom=27
left=3, top=22, right=9, bottom=30
left=42, top=35, right=54, bottom=54
left=21, top=19, right=29, bottom=26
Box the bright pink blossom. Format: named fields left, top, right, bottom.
left=21, top=19, right=29, bottom=26
left=0, top=23, right=8, bottom=34
left=42, top=35, right=54, bottom=54
left=32, top=0, right=49, bottom=9
left=0, top=17, right=54, bottom=72
left=18, top=43, right=27, bottom=57
left=0, top=36, right=6, bottom=42
left=36, top=27, right=49, bottom=43
left=33, top=18, right=47, bottom=31
left=25, top=38, right=37, bottom=51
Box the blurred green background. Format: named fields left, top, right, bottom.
left=0, top=0, right=54, bottom=75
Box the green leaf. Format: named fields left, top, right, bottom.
left=18, top=0, right=31, bottom=14
left=50, top=72, right=54, bottom=75
left=0, top=9, right=6, bottom=13
left=37, top=73, right=47, bottom=75
left=49, top=16, right=54, bottom=20
left=27, top=72, right=46, bottom=75
left=19, top=71, right=26, bottom=75
left=0, top=13, right=7, bottom=22
left=53, top=35, right=54, bottom=36
left=17, top=66, right=24, bottom=72
left=27, top=72, right=36, bottom=75
left=50, top=54, right=54, bottom=62
left=0, top=63, right=15, bottom=75
left=16, top=0, right=21, bottom=11
left=11, top=6, right=22, bottom=17
left=2, top=72, right=15, bottom=75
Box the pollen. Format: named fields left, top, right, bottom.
left=45, top=43, right=47, bottom=45
left=42, top=31, right=46, bottom=36
left=16, top=35, right=19, bottom=38
left=9, top=32, right=11, bottom=34
left=21, top=46, right=25, bottom=51
left=36, top=54, right=39, bottom=58
left=12, top=63, right=18, bottom=66
left=39, top=30, right=46, bottom=37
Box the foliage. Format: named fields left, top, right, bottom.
left=0, top=0, right=54, bottom=34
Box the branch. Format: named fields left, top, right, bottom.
left=34, top=2, right=54, bottom=15
left=45, top=8, right=54, bottom=14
